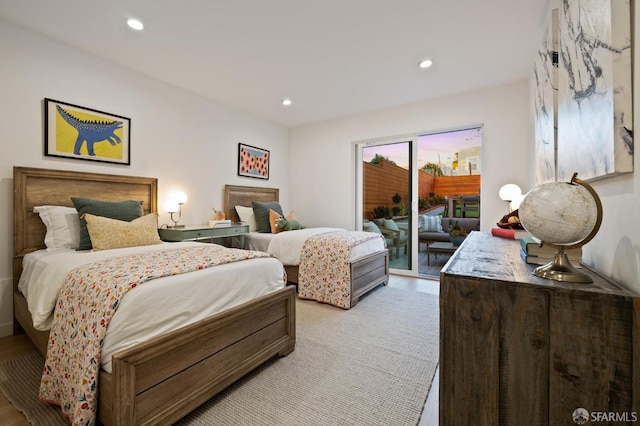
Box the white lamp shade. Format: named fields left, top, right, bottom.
left=510, top=194, right=524, bottom=210
left=498, top=184, right=522, bottom=202
left=174, top=191, right=188, bottom=204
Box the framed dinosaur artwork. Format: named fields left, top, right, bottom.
left=44, top=98, right=131, bottom=165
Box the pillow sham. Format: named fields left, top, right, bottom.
left=235, top=205, right=258, bottom=232
left=71, top=197, right=144, bottom=250
left=269, top=209, right=296, bottom=233
left=252, top=201, right=283, bottom=233
left=83, top=213, right=162, bottom=251
left=33, top=205, right=81, bottom=249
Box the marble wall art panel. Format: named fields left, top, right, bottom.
left=557, top=0, right=633, bottom=181
left=533, top=9, right=558, bottom=184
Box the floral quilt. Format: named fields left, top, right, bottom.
left=298, top=231, right=384, bottom=309
left=38, top=245, right=272, bottom=426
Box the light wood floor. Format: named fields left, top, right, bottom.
left=0, top=274, right=440, bottom=425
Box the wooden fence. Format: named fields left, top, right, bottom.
left=363, top=160, right=480, bottom=219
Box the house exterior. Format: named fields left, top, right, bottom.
left=0, top=3, right=638, bottom=336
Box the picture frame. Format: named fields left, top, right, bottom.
left=238, top=143, right=270, bottom=179
left=44, top=98, right=131, bottom=165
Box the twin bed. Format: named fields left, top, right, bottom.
left=12, top=167, right=389, bottom=424
left=223, top=184, right=389, bottom=308
left=13, top=167, right=295, bottom=425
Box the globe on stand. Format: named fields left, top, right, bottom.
left=518, top=173, right=603, bottom=283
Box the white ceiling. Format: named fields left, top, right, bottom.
left=0, top=0, right=550, bottom=128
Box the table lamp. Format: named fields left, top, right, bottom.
left=165, top=191, right=187, bottom=228
left=498, top=184, right=522, bottom=213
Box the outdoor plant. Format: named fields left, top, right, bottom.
left=449, top=221, right=468, bottom=237
left=398, top=202, right=409, bottom=216
left=418, top=197, right=430, bottom=211
left=372, top=205, right=391, bottom=219
left=392, top=193, right=402, bottom=216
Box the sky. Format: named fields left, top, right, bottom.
left=362, top=127, right=482, bottom=170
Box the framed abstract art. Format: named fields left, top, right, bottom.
left=556, top=0, right=633, bottom=182
left=534, top=1, right=633, bottom=183
left=238, top=143, right=270, bottom=180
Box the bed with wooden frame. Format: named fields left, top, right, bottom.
left=223, top=184, right=389, bottom=308
left=13, top=167, right=296, bottom=425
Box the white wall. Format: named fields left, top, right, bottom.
left=288, top=5, right=640, bottom=295
left=0, top=20, right=290, bottom=336
left=574, top=4, right=640, bottom=293
left=288, top=81, right=532, bottom=235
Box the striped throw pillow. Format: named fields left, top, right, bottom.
left=419, top=215, right=443, bottom=232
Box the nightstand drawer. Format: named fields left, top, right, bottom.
left=158, top=224, right=249, bottom=243
left=179, top=229, right=215, bottom=240
left=223, top=225, right=249, bottom=235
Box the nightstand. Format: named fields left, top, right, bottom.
left=158, top=224, right=249, bottom=248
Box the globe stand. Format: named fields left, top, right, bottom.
left=533, top=246, right=593, bottom=283
left=521, top=172, right=603, bottom=285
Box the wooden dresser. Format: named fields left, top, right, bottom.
left=440, top=232, right=639, bottom=425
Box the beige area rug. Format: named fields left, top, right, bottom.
left=0, top=286, right=439, bottom=425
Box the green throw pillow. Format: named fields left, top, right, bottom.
left=252, top=201, right=284, bottom=233
left=71, top=197, right=144, bottom=250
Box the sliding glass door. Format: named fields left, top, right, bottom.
left=356, top=137, right=417, bottom=275
left=356, top=127, right=482, bottom=278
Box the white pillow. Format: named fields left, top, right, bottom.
left=235, top=205, right=258, bottom=232
left=34, top=205, right=81, bottom=249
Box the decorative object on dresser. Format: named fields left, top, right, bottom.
left=13, top=167, right=295, bottom=425
left=518, top=172, right=602, bottom=283
left=440, top=232, right=639, bottom=424
left=490, top=226, right=530, bottom=240
left=223, top=184, right=389, bottom=309
left=43, top=98, right=131, bottom=165
left=159, top=224, right=249, bottom=248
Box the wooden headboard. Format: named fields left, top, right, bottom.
left=223, top=185, right=279, bottom=222
left=13, top=166, right=158, bottom=292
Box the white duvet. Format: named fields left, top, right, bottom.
left=245, top=227, right=386, bottom=265
left=18, top=241, right=286, bottom=373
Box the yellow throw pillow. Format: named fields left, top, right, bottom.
left=269, top=209, right=296, bottom=233
left=83, top=213, right=162, bottom=251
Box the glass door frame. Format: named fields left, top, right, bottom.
left=355, top=135, right=419, bottom=277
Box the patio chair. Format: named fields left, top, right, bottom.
left=461, top=195, right=480, bottom=218
left=363, top=220, right=395, bottom=259
left=374, top=219, right=408, bottom=260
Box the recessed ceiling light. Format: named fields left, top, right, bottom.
left=282, top=98, right=292, bottom=106
left=418, top=59, right=433, bottom=69
left=127, top=18, right=144, bottom=31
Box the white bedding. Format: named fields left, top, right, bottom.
left=245, top=227, right=386, bottom=265
left=18, top=241, right=286, bottom=373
